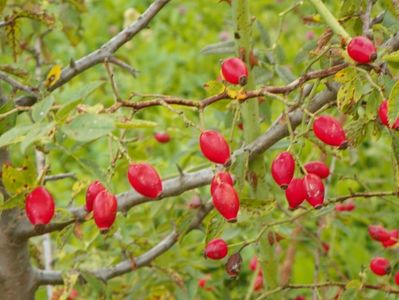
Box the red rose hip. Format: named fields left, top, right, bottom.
left=368, top=225, right=390, bottom=242
left=199, top=130, right=230, bottom=164
left=370, top=257, right=391, bottom=276
left=313, top=115, right=347, bottom=148
left=25, top=186, right=55, bottom=225
left=85, top=181, right=106, bottom=212
left=285, top=178, right=307, bottom=209
left=212, top=183, right=240, bottom=222
left=128, top=163, right=163, bottom=199
left=154, top=132, right=170, bottom=143
left=304, top=161, right=330, bottom=179
left=304, top=174, right=325, bottom=208
left=204, top=239, right=228, bottom=260
left=253, top=274, right=264, bottom=291
left=381, top=229, right=399, bottom=248
left=221, top=57, right=248, bottom=85
left=378, top=100, right=399, bottom=129
left=210, top=171, right=234, bottom=195
left=347, top=36, right=377, bottom=64
left=271, top=151, right=295, bottom=189
left=93, top=189, right=117, bottom=233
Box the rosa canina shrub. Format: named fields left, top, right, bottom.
left=1, top=0, right=399, bottom=299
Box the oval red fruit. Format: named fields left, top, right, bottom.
left=210, top=172, right=234, bottom=195
left=127, top=163, right=163, bottom=199
left=285, top=178, right=306, bottom=209
left=85, top=181, right=106, bottom=212
left=204, top=239, right=228, bottom=260
left=271, top=151, right=295, bottom=189
left=221, top=57, right=248, bottom=85
left=25, top=186, right=55, bottom=225
left=313, top=116, right=347, bottom=148
left=347, top=36, right=377, bottom=64
left=370, top=257, right=391, bottom=276
left=304, top=174, right=324, bottom=208
left=212, top=183, right=240, bottom=222
left=154, top=132, right=170, bottom=143
left=378, top=100, right=399, bottom=129
left=381, top=229, right=399, bottom=248
left=93, top=190, right=117, bottom=232
left=199, top=130, right=230, bottom=164
left=249, top=256, right=259, bottom=271
left=304, top=161, right=330, bottom=179
left=395, top=271, right=399, bottom=286
left=253, top=274, right=264, bottom=291
left=368, top=225, right=391, bottom=242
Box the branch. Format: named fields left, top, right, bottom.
left=44, top=173, right=77, bottom=183
left=108, top=56, right=139, bottom=77
left=0, top=71, right=38, bottom=96
left=361, top=0, right=376, bottom=37
left=34, top=203, right=213, bottom=285
left=47, top=0, right=170, bottom=91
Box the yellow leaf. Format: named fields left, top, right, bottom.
left=44, top=64, right=62, bottom=88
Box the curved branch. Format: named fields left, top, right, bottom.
left=0, top=71, right=38, bottom=96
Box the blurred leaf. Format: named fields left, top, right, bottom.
left=200, top=40, right=235, bottom=55
left=32, top=95, right=55, bottom=122
left=20, top=122, right=55, bottom=153
left=59, top=3, right=83, bottom=46
left=0, top=101, right=16, bottom=135
left=203, top=80, right=225, bottom=95
left=116, top=119, right=157, bottom=129
left=204, top=211, right=225, bottom=245
left=0, top=64, right=28, bottom=78
left=0, top=125, right=31, bottom=148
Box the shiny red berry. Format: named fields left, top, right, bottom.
left=395, top=271, right=399, bottom=286
left=285, top=178, right=306, bottom=209
left=313, top=115, right=347, bottom=148
left=210, top=172, right=234, bottom=195
left=25, top=186, right=55, bottom=225
left=304, top=161, right=330, bottom=179
left=304, top=174, right=324, bottom=208
left=271, top=151, right=295, bottom=189
left=368, top=225, right=391, bottom=242
left=221, top=57, right=248, bottom=85
left=199, top=130, right=230, bottom=164
left=253, top=274, right=264, bottom=291
left=347, top=36, right=377, bottom=64
left=85, top=181, right=106, bottom=212
left=93, top=190, right=117, bottom=233
left=381, top=229, right=399, bottom=248
left=212, top=183, right=240, bottom=222
left=378, top=100, right=399, bottom=129
left=154, top=132, right=170, bottom=143
left=204, top=239, right=228, bottom=260
left=127, top=163, right=163, bottom=199
left=370, top=257, right=391, bottom=276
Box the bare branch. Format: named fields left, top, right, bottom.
left=44, top=173, right=77, bottom=183
left=48, top=0, right=170, bottom=91
left=362, top=0, right=376, bottom=37
left=0, top=71, right=38, bottom=96
left=109, top=56, right=139, bottom=77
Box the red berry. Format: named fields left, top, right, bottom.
left=378, top=100, right=399, bottom=129
left=304, top=161, right=330, bottom=179
left=381, top=229, right=399, bottom=248
left=322, top=242, right=330, bottom=254
left=212, top=183, right=240, bottom=222
left=210, top=172, right=234, bottom=195
left=347, top=36, right=377, bottom=64
left=395, top=271, right=399, bottom=286
left=154, top=132, right=170, bottom=143
left=313, top=116, right=347, bottom=148
left=221, top=57, right=248, bottom=85
left=93, top=190, right=118, bottom=233
left=304, top=174, right=324, bottom=208
left=198, top=277, right=207, bottom=288
left=204, top=239, right=228, bottom=260
left=253, top=274, right=264, bottom=291
left=85, top=181, right=106, bottom=212
left=368, top=225, right=391, bottom=242
left=249, top=256, right=259, bottom=271
left=344, top=201, right=355, bottom=211
left=335, top=203, right=346, bottom=212
left=199, top=130, right=230, bottom=164
left=127, top=163, right=163, bottom=199
left=285, top=178, right=306, bottom=209
left=271, top=151, right=295, bottom=189
left=370, top=257, right=391, bottom=276
left=25, top=186, right=55, bottom=225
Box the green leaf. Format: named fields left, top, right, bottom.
left=67, top=81, right=105, bottom=102
left=0, top=194, right=24, bottom=210
left=2, top=158, right=36, bottom=196
left=383, top=50, right=399, bottom=63
left=0, top=101, right=16, bottom=135
left=116, top=119, right=157, bottom=129
left=0, top=125, right=31, bottom=148
left=55, top=98, right=81, bottom=122
left=388, top=80, right=399, bottom=126
left=62, top=113, right=115, bottom=142
left=20, top=122, right=55, bottom=153
left=204, top=211, right=225, bottom=245
left=0, top=0, right=6, bottom=14
left=32, top=95, right=55, bottom=122
left=203, top=80, right=225, bottom=96
left=200, top=40, right=235, bottom=55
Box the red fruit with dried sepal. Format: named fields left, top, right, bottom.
left=154, top=132, right=171, bottom=143
left=221, top=57, right=248, bottom=85
left=25, top=186, right=55, bottom=225
left=368, top=225, right=391, bottom=242
left=199, top=130, right=230, bottom=165
left=304, top=161, right=330, bottom=179
left=85, top=181, right=106, bottom=212
left=212, top=183, right=240, bottom=222
left=313, top=115, right=347, bottom=148
left=370, top=257, right=391, bottom=276
left=128, top=163, right=163, bottom=199
left=204, top=239, right=228, bottom=260
left=93, top=190, right=118, bottom=233
left=304, top=174, right=324, bottom=208
left=271, top=151, right=295, bottom=189
left=285, top=178, right=307, bottom=209
left=210, top=172, right=234, bottom=195
left=347, top=36, right=377, bottom=64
